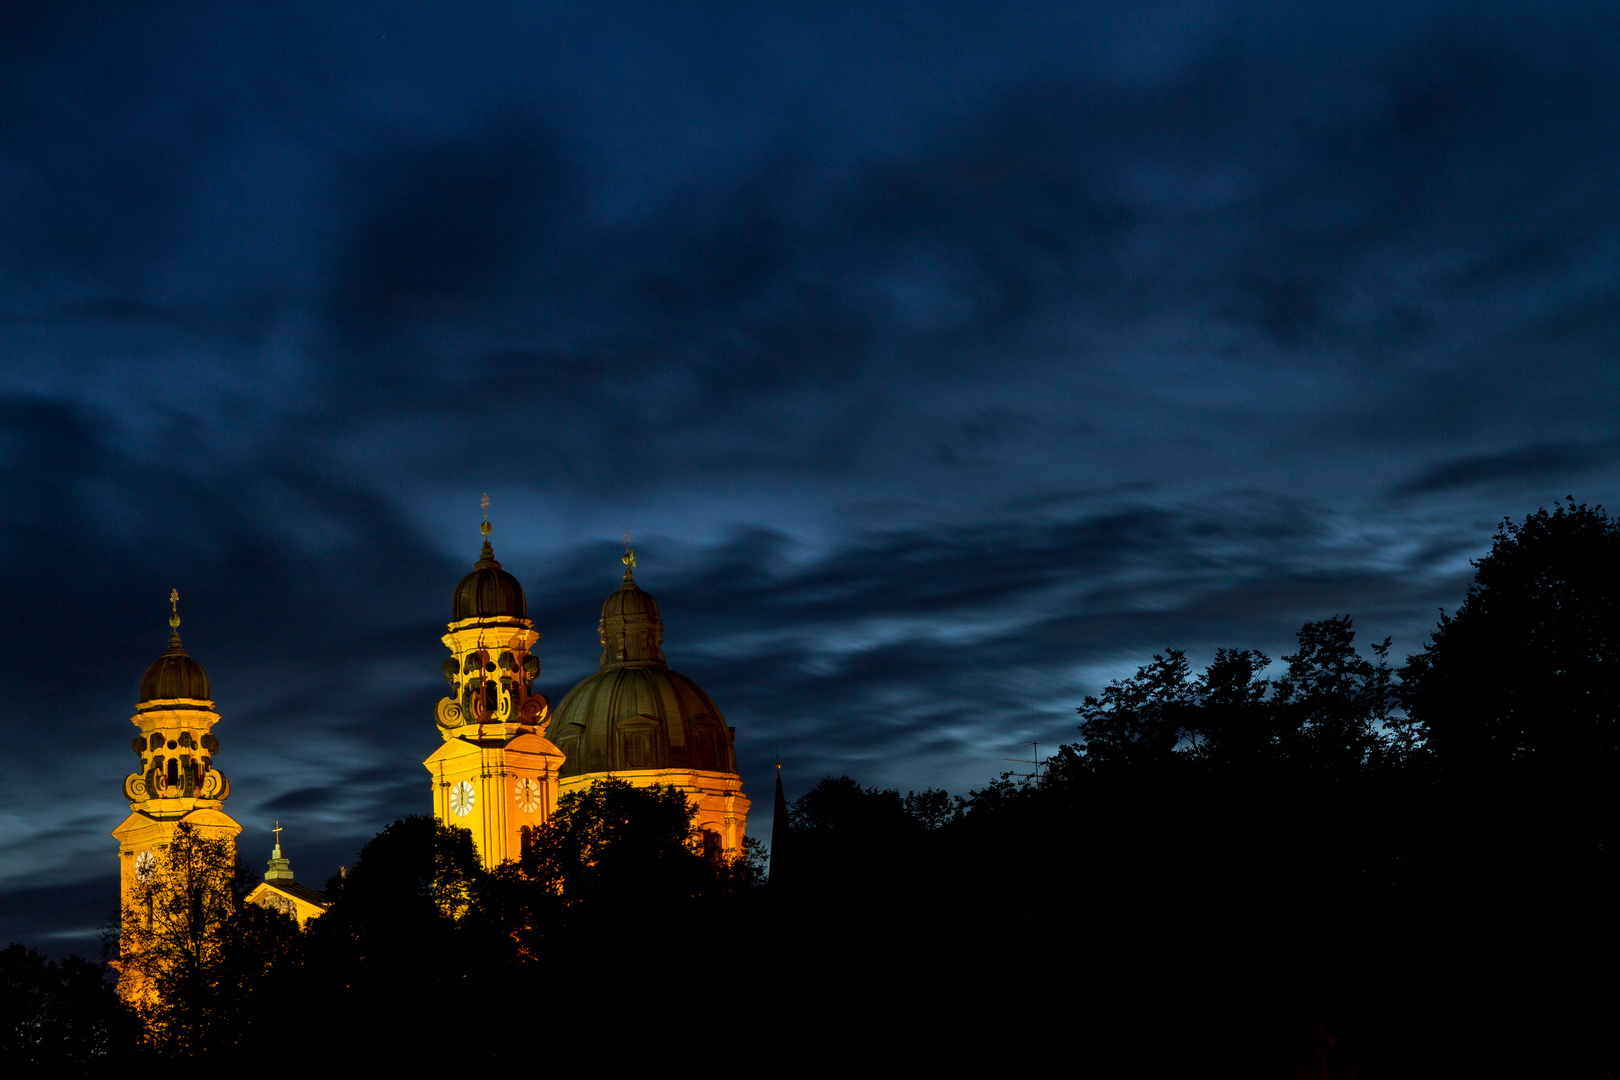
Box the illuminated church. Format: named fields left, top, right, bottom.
left=113, top=516, right=750, bottom=979
left=423, top=516, right=750, bottom=865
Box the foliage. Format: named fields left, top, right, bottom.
left=1401, top=499, right=1620, bottom=786
left=1063, top=617, right=1394, bottom=779
left=1271, top=617, right=1395, bottom=773
left=0, top=944, right=133, bottom=1071
left=1074, top=649, right=1198, bottom=770
left=298, top=814, right=482, bottom=1022
left=521, top=779, right=706, bottom=901
left=118, top=823, right=298, bottom=1057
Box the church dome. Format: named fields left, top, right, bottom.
left=551, top=665, right=736, bottom=777
left=452, top=523, right=527, bottom=622
left=139, top=624, right=211, bottom=703
left=550, top=553, right=736, bottom=778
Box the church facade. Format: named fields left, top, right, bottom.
left=113, top=519, right=749, bottom=996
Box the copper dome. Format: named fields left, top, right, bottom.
left=139, top=630, right=212, bottom=703
left=452, top=537, right=528, bottom=621
left=551, top=664, right=735, bottom=778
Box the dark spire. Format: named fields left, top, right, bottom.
left=769, top=757, right=790, bottom=886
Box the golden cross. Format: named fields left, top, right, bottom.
left=273, top=821, right=283, bottom=846
left=169, top=588, right=179, bottom=614
left=622, top=530, right=636, bottom=570
left=480, top=492, right=490, bottom=521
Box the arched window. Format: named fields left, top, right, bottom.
left=166, top=758, right=179, bottom=789
left=701, top=829, right=722, bottom=863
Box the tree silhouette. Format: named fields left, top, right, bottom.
left=118, top=823, right=297, bottom=1058
left=1271, top=616, right=1394, bottom=774
left=1402, top=500, right=1620, bottom=795
left=0, top=944, right=134, bottom=1070
left=1072, top=649, right=1197, bottom=771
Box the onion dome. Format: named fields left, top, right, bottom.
left=139, top=605, right=211, bottom=703
left=550, top=548, right=736, bottom=778
left=452, top=517, right=528, bottom=621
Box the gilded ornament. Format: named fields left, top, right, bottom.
left=436, top=697, right=465, bottom=728
left=199, top=770, right=226, bottom=799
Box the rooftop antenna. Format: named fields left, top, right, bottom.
left=1004, top=741, right=1046, bottom=785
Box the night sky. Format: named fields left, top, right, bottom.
left=4, top=1, right=1619, bottom=950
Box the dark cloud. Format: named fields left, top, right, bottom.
left=1395, top=439, right=1620, bottom=496
left=4, top=0, right=1620, bottom=951
left=329, top=118, right=575, bottom=346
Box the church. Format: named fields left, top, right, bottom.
left=112, top=513, right=750, bottom=986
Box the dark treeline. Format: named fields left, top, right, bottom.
left=5, top=501, right=1619, bottom=1074
left=772, top=500, right=1619, bottom=1075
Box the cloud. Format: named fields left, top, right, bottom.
left=1394, top=439, right=1620, bottom=497
left=4, top=0, right=1620, bottom=947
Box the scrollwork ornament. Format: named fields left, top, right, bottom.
left=518, top=695, right=551, bottom=733
left=199, top=770, right=225, bottom=800
left=436, top=696, right=465, bottom=729
left=124, top=773, right=149, bottom=802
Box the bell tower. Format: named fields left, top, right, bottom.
left=111, top=592, right=241, bottom=998
left=423, top=500, right=565, bottom=868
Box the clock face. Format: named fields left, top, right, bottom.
left=514, top=777, right=539, bottom=814
left=135, top=850, right=156, bottom=882
left=449, top=781, right=476, bottom=818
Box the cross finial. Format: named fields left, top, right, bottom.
left=168, top=588, right=181, bottom=630
left=479, top=493, right=492, bottom=538
left=273, top=821, right=282, bottom=845
left=622, top=530, right=636, bottom=573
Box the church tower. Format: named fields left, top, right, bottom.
left=111, top=594, right=240, bottom=996
left=424, top=507, right=564, bottom=868
left=549, top=544, right=750, bottom=857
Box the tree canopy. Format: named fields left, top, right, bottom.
left=1401, top=499, right=1620, bottom=788
left=1054, top=615, right=1394, bottom=781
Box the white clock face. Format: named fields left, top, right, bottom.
left=135, top=850, right=156, bottom=882
left=514, top=777, right=539, bottom=814
left=449, top=781, right=476, bottom=817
